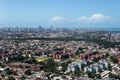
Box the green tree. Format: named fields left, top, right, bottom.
left=81, top=64, right=86, bottom=70
left=43, top=58, right=57, bottom=72
left=20, top=75, right=26, bottom=80
left=25, top=70, right=31, bottom=75
left=74, top=67, right=80, bottom=76
left=1, top=74, right=5, bottom=78
left=5, top=68, right=13, bottom=75
left=110, top=56, right=118, bottom=63
left=109, top=72, right=113, bottom=78
left=105, top=53, right=109, bottom=57
left=86, top=71, right=95, bottom=78
left=61, top=61, right=71, bottom=72
left=95, top=74, right=101, bottom=79
left=7, top=76, right=15, bottom=80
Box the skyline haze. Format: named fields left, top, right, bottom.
left=0, top=0, right=120, bottom=28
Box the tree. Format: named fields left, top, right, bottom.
left=109, top=72, right=120, bottom=79
left=95, top=74, right=101, bottom=79
left=86, top=71, right=95, bottom=78
left=25, top=70, right=31, bottom=75
left=1, top=74, right=5, bottom=78
left=81, top=64, right=86, bottom=70
left=110, top=56, right=118, bottom=63
left=25, top=57, right=37, bottom=64
left=5, top=68, right=13, bottom=75
left=61, top=61, right=71, bottom=72
left=20, top=75, right=26, bottom=80
left=105, top=53, right=109, bottom=57
left=109, top=72, right=113, bottom=78
left=43, top=58, right=57, bottom=72
left=61, top=62, right=67, bottom=72
left=108, top=65, right=112, bottom=71
left=74, top=67, right=80, bottom=76
left=93, top=57, right=99, bottom=62
left=93, top=51, right=99, bottom=55
left=7, top=76, right=15, bottom=80
left=78, top=47, right=83, bottom=51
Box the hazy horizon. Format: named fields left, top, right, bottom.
left=0, top=0, right=120, bottom=28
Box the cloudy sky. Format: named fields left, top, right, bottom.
left=0, top=0, right=120, bottom=28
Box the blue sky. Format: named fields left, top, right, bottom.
left=0, top=0, right=120, bottom=28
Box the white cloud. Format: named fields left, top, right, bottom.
left=78, top=14, right=110, bottom=23
left=49, top=14, right=120, bottom=28
left=50, top=14, right=114, bottom=25
left=50, top=16, right=67, bottom=22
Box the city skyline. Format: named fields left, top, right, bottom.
left=0, top=0, right=120, bottom=28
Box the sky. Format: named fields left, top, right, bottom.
left=0, top=0, right=120, bottom=28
